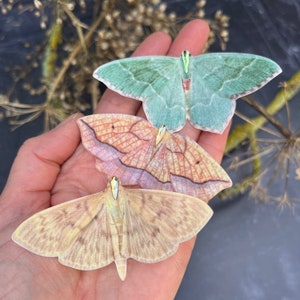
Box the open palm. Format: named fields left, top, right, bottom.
left=0, top=20, right=229, bottom=299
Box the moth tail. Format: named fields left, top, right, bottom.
left=115, top=258, right=127, bottom=281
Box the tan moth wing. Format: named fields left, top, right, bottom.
left=121, top=188, right=213, bottom=262
left=12, top=178, right=213, bottom=280
left=12, top=192, right=105, bottom=257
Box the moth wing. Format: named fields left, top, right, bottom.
left=78, top=114, right=156, bottom=184
left=78, top=114, right=154, bottom=160
left=121, top=188, right=213, bottom=263
left=189, top=53, right=282, bottom=133
left=59, top=201, right=115, bottom=270
left=163, top=133, right=232, bottom=200
left=12, top=192, right=104, bottom=258
left=93, top=57, right=187, bottom=131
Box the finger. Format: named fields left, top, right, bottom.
left=136, top=19, right=210, bottom=141
left=0, top=114, right=82, bottom=216
left=95, top=32, right=172, bottom=115
left=168, top=19, right=210, bottom=57
left=198, top=122, right=231, bottom=163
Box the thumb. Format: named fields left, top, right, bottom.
left=0, top=114, right=82, bottom=225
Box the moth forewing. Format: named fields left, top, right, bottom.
left=120, top=188, right=213, bottom=263
left=11, top=192, right=105, bottom=257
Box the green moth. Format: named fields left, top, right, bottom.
left=93, top=51, right=282, bottom=133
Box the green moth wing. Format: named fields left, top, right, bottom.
left=94, top=56, right=187, bottom=131
left=188, top=53, right=282, bottom=132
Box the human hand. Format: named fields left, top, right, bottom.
left=0, top=20, right=230, bottom=299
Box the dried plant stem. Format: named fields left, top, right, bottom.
left=242, top=95, right=291, bottom=138
left=61, top=2, right=89, bottom=53
left=219, top=172, right=259, bottom=200
left=46, top=12, right=105, bottom=104
left=43, top=21, right=63, bottom=81
left=222, top=70, right=300, bottom=200
left=220, top=130, right=262, bottom=199
left=225, top=70, right=300, bottom=153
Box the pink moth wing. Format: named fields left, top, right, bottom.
left=77, top=114, right=232, bottom=202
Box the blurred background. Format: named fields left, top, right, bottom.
left=1, top=1, right=299, bottom=299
